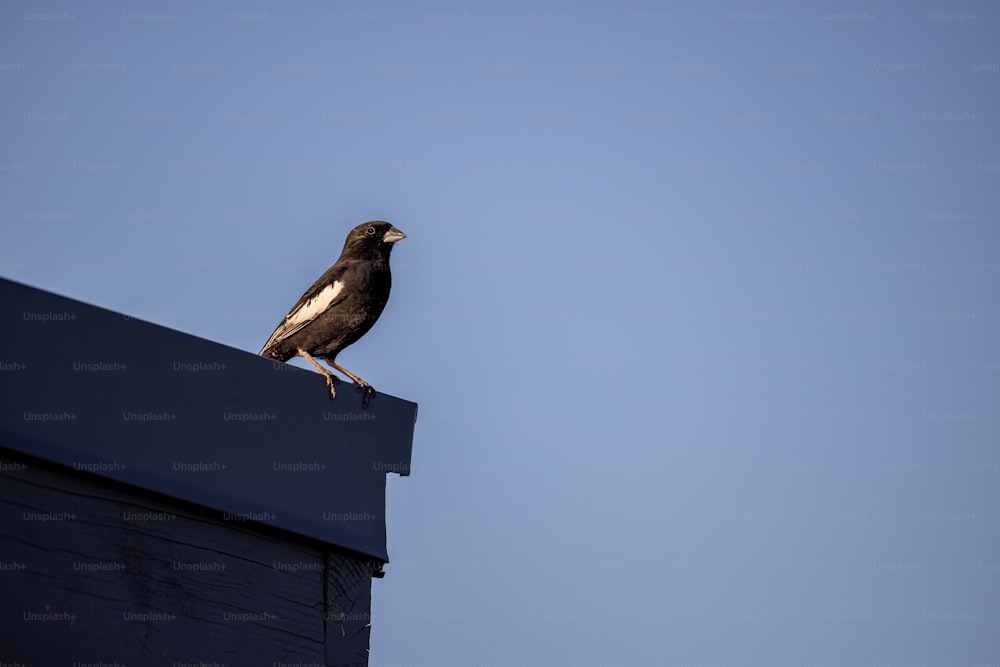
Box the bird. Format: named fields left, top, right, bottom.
left=261, top=221, right=406, bottom=405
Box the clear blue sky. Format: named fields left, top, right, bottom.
left=2, top=1, right=999, bottom=664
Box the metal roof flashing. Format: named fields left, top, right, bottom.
left=0, top=277, right=416, bottom=563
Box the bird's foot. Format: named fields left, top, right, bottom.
left=325, top=374, right=341, bottom=399
left=358, top=383, right=376, bottom=409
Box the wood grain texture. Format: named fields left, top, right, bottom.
left=326, top=550, right=374, bottom=667
left=0, top=452, right=372, bottom=666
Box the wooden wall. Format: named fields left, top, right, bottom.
left=0, top=450, right=373, bottom=667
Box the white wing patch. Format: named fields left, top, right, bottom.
left=262, top=280, right=344, bottom=350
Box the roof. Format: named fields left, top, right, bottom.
left=0, top=277, right=416, bottom=563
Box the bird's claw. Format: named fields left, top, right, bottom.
left=358, top=383, right=376, bottom=409
left=325, top=374, right=340, bottom=399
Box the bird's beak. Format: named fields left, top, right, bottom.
left=383, top=227, right=406, bottom=244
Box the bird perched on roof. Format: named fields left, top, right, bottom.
left=261, top=221, right=406, bottom=405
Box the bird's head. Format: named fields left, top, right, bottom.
left=341, top=221, right=406, bottom=261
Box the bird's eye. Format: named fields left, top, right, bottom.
left=366, top=227, right=376, bottom=236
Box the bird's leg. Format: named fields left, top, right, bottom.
left=327, top=361, right=368, bottom=387
left=327, top=361, right=376, bottom=408
left=298, top=349, right=340, bottom=399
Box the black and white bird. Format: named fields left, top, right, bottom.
left=261, top=221, right=406, bottom=404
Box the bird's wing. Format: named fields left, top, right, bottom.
left=261, top=269, right=348, bottom=353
